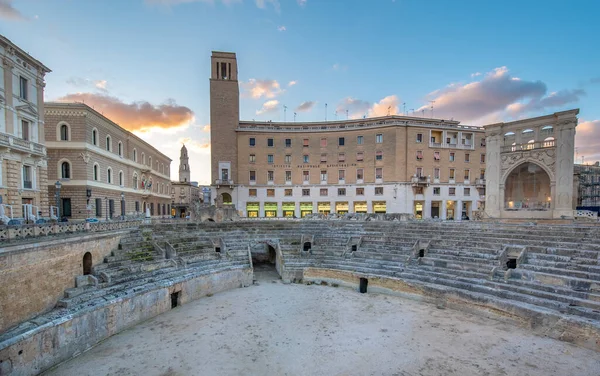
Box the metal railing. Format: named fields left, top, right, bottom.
left=501, top=140, right=555, bottom=153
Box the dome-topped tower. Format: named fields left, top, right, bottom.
left=179, top=144, right=190, bottom=183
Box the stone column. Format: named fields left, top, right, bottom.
left=553, top=120, right=577, bottom=218
left=424, top=199, right=431, bottom=219
left=36, top=77, right=46, bottom=144
left=2, top=57, right=14, bottom=134
left=484, top=127, right=503, bottom=218
left=456, top=199, right=463, bottom=221
left=441, top=200, right=447, bottom=220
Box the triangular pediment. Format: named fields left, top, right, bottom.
left=16, top=103, right=38, bottom=117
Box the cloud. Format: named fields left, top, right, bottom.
left=66, top=77, right=109, bottom=92
left=178, top=137, right=210, bottom=153
left=368, top=95, right=400, bottom=117
left=295, top=101, right=316, bottom=112
left=297, top=0, right=307, bottom=6
left=57, top=93, right=194, bottom=132
left=336, top=97, right=371, bottom=118
left=288, top=80, right=297, bottom=87
left=145, top=0, right=279, bottom=11
left=416, top=66, right=583, bottom=124
left=242, top=79, right=283, bottom=99
left=470, top=72, right=482, bottom=78
left=576, top=119, right=600, bottom=164
left=0, top=0, right=27, bottom=21
left=277, top=25, right=286, bottom=31
left=256, top=100, right=279, bottom=115
left=255, top=0, right=280, bottom=12
left=202, top=124, right=211, bottom=132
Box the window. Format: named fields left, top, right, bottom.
left=95, top=198, right=102, bottom=217
left=142, top=153, right=146, bottom=165
left=303, top=170, right=310, bottom=182
left=338, top=137, right=345, bottom=146
left=267, top=154, right=274, bottom=164
left=303, top=155, right=309, bottom=163
left=338, top=153, right=345, bottom=162
left=22, top=165, right=33, bottom=189
left=61, top=161, right=70, bottom=179
left=92, top=129, right=98, bottom=146
left=133, top=174, right=138, bottom=189
left=416, top=133, right=423, bottom=143
left=249, top=137, right=256, bottom=147
left=249, top=154, right=256, bottom=163
left=376, top=134, right=383, bottom=143
left=19, top=76, right=28, bottom=100
left=355, top=152, right=364, bottom=162
left=60, top=124, right=69, bottom=141
left=480, top=169, right=485, bottom=179
left=285, top=170, right=292, bottom=182
left=21, top=120, right=29, bottom=141
left=375, top=187, right=383, bottom=195
left=357, top=136, right=364, bottom=145
left=375, top=168, right=383, bottom=179
left=338, top=188, right=346, bottom=196
left=93, top=164, right=99, bottom=181
left=434, top=168, right=440, bottom=179
left=465, top=153, right=470, bottom=163
left=221, top=168, right=229, bottom=181
left=267, top=189, right=275, bottom=197
left=61, top=198, right=72, bottom=217
left=320, top=153, right=327, bottom=163
left=356, top=168, right=364, bottom=180
left=267, top=171, right=274, bottom=181
left=356, top=187, right=364, bottom=196
left=249, top=189, right=257, bottom=197
left=118, top=142, right=123, bottom=156
left=320, top=188, right=328, bottom=196
left=302, top=189, right=310, bottom=196
left=320, top=138, right=327, bottom=147
left=107, top=168, right=112, bottom=184
left=338, top=170, right=345, bottom=181
left=434, top=151, right=440, bottom=161
left=480, top=154, right=486, bottom=163
left=284, top=189, right=293, bottom=196
left=376, top=151, right=383, bottom=161
left=119, top=171, right=124, bottom=186
left=449, top=152, right=455, bottom=162
left=464, top=188, right=471, bottom=196
left=416, top=167, right=423, bottom=177
left=133, top=149, right=137, bottom=162
left=464, top=169, right=470, bottom=180
left=267, top=138, right=274, bottom=147
left=303, top=138, right=309, bottom=147
left=449, top=168, right=455, bottom=180
left=135, top=201, right=140, bottom=212
left=249, top=171, right=256, bottom=181
left=285, top=139, right=292, bottom=147
left=320, top=170, right=327, bottom=181
left=416, top=151, right=423, bottom=161
left=106, top=136, right=111, bottom=151
left=449, top=187, right=456, bottom=196
left=285, top=155, right=292, bottom=164
left=433, top=187, right=440, bottom=195
left=414, top=187, right=424, bottom=195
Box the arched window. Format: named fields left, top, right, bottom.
left=61, top=161, right=70, bottom=179
left=106, top=135, right=112, bottom=151
left=107, top=168, right=112, bottom=184
left=149, top=156, right=152, bottom=168
left=133, top=173, right=138, bottom=190
left=92, top=128, right=98, bottom=146
left=119, top=171, right=124, bottom=186
left=93, top=164, right=99, bottom=181
left=543, top=136, right=555, bottom=148
left=60, top=124, right=69, bottom=141
left=142, top=152, right=146, bottom=165
left=118, top=141, right=123, bottom=157
left=133, top=148, right=137, bottom=162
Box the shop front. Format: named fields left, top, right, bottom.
left=300, top=202, right=313, bottom=217
left=317, top=202, right=331, bottom=215
left=446, top=201, right=456, bottom=220
left=372, top=201, right=387, bottom=214
left=431, top=201, right=441, bottom=219
left=335, top=202, right=349, bottom=214
left=264, top=202, right=278, bottom=218
left=414, top=201, right=424, bottom=219
left=282, top=202, right=296, bottom=218
left=246, top=202, right=260, bottom=218
left=354, top=201, right=368, bottom=214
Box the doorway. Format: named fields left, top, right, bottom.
left=83, top=252, right=92, bottom=275
left=251, top=243, right=280, bottom=281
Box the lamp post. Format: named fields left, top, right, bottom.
left=121, top=192, right=125, bottom=220
left=55, top=180, right=61, bottom=221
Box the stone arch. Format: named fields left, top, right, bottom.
left=56, top=121, right=71, bottom=141
left=501, top=159, right=555, bottom=184
left=83, top=252, right=92, bottom=275
left=57, top=158, right=72, bottom=179
left=221, top=192, right=232, bottom=204
left=503, top=161, right=552, bottom=210
left=91, top=127, right=98, bottom=146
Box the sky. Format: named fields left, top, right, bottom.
left=1, top=0, right=599, bottom=184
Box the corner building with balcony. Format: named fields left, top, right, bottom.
left=44, top=102, right=173, bottom=220
left=210, top=51, right=487, bottom=219
left=0, top=35, right=51, bottom=222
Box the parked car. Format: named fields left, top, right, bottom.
left=7, top=219, right=24, bottom=226
left=35, top=218, right=47, bottom=224
left=85, top=218, right=100, bottom=223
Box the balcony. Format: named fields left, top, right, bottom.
left=476, top=178, right=486, bottom=188
left=214, top=179, right=234, bottom=188
left=501, top=140, right=555, bottom=153
left=411, top=175, right=430, bottom=187
left=0, top=131, right=46, bottom=156
left=428, top=141, right=474, bottom=150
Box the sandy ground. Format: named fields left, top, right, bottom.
left=45, top=269, right=600, bottom=376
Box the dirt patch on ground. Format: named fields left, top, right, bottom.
left=44, top=280, right=600, bottom=376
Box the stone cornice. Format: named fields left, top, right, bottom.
left=51, top=179, right=172, bottom=198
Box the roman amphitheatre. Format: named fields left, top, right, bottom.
left=1, top=217, right=600, bottom=375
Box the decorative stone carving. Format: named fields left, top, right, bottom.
left=500, top=148, right=555, bottom=178
left=79, top=152, right=91, bottom=164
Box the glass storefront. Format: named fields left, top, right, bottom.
left=300, top=202, right=313, bottom=217
left=264, top=202, right=278, bottom=217
left=354, top=202, right=368, bottom=213
left=246, top=202, right=259, bottom=218
left=282, top=202, right=296, bottom=218
left=373, top=201, right=387, bottom=214
left=317, top=202, right=331, bottom=215
left=414, top=201, right=424, bottom=219
left=336, top=202, right=349, bottom=214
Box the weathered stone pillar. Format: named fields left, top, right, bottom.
left=440, top=200, right=447, bottom=220
left=36, top=77, right=46, bottom=144
left=553, top=120, right=577, bottom=218
left=484, top=128, right=503, bottom=218
left=2, top=57, right=14, bottom=134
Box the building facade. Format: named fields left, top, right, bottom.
left=45, top=102, right=173, bottom=220
left=0, top=35, right=51, bottom=223
left=575, top=161, right=600, bottom=212
left=171, top=144, right=201, bottom=217
left=210, top=51, right=486, bottom=219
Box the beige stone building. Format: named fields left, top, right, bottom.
left=0, top=35, right=51, bottom=223
left=171, top=144, right=201, bottom=217
left=45, top=102, right=173, bottom=220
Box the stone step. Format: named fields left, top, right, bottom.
left=518, top=264, right=600, bottom=282
left=509, top=268, right=600, bottom=292
left=419, top=257, right=494, bottom=274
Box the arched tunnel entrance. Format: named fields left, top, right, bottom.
left=251, top=243, right=281, bottom=281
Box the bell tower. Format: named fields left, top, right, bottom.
left=179, top=144, right=190, bottom=183
left=210, top=51, right=239, bottom=186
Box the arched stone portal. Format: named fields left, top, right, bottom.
left=83, top=252, right=92, bottom=275
left=504, top=162, right=552, bottom=211
left=221, top=193, right=232, bottom=204
left=251, top=242, right=281, bottom=280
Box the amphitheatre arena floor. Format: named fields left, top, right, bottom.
left=45, top=270, right=600, bottom=376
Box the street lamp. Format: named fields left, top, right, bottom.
left=55, top=180, right=61, bottom=221
left=121, top=192, right=125, bottom=220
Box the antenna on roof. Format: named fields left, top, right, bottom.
left=325, top=103, right=328, bottom=121
left=387, top=106, right=391, bottom=116
left=294, top=112, right=297, bottom=122
left=283, top=105, right=287, bottom=122
left=335, top=110, right=338, bottom=120
left=403, top=102, right=406, bottom=115
left=421, top=109, right=425, bottom=117
left=346, top=109, right=349, bottom=120
left=429, top=100, right=436, bottom=118
left=409, top=109, right=414, bottom=116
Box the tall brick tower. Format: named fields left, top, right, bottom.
left=210, top=52, right=239, bottom=201
left=179, top=144, right=190, bottom=183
